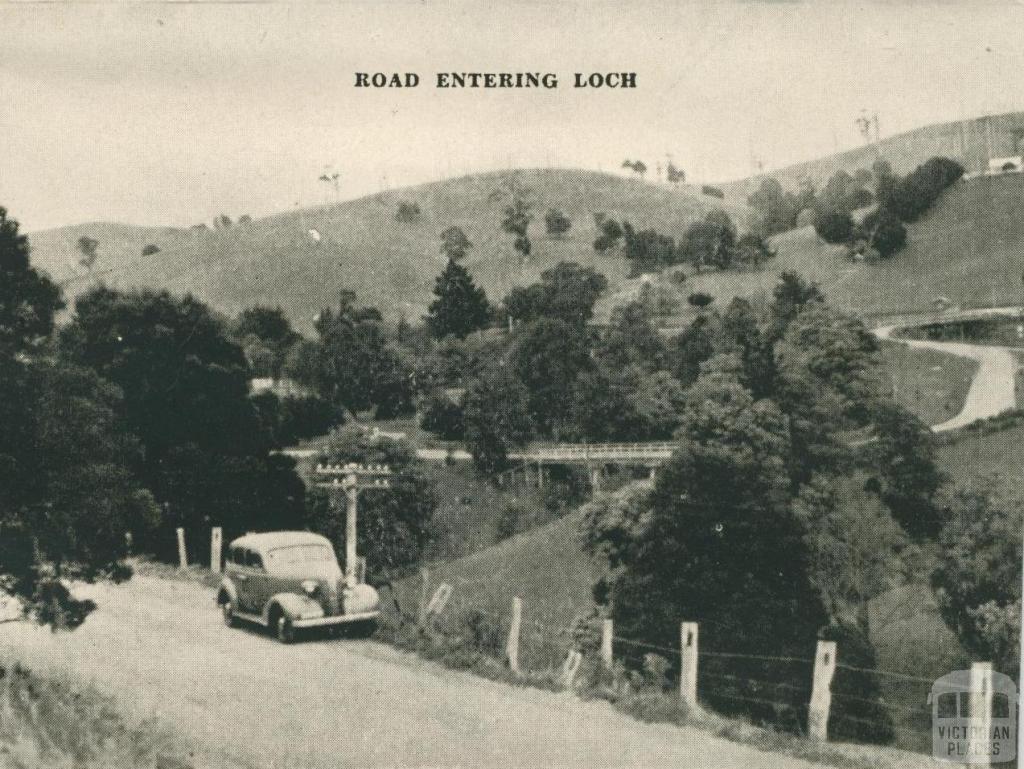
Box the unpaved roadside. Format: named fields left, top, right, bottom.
left=0, top=576, right=934, bottom=769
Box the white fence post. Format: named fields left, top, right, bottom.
left=601, top=618, right=614, bottom=669
left=425, top=583, right=453, bottom=617
left=808, top=640, right=838, bottom=742
left=506, top=597, right=523, bottom=674
left=679, top=621, right=699, bottom=708
left=176, top=527, right=187, bottom=569
left=417, top=568, right=430, bottom=628
left=970, top=662, right=995, bottom=768
left=562, top=650, right=583, bottom=688
left=210, top=527, right=222, bottom=573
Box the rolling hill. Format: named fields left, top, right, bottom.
left=719, top=110, right=1024, bottom=199
left=25, top=169, right=749, bottom=332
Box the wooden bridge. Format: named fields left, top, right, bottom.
left=507, top=442, right=676, bottom=464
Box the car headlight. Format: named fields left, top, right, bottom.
left=301, top=580, right=318, bottom=596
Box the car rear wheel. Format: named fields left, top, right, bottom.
left=222, top=600, right=237, bottom=628
left=276, top=615, right=296, bottom=644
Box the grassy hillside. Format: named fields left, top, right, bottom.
left=685, top=172, right=1024, bottom=318
left=719, top=110, right=1024, bottom=199
left=26, top=169, right=749, bottom=332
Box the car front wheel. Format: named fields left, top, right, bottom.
left=276, top=615, right=296, bottom=644
left=222, top=600, right=236, bottom=628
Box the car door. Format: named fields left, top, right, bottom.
left=228, top=546, right=256, bottom=613
left=244, top=549, right=272, bottom=614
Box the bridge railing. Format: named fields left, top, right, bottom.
left=508, top=442, right=676, bottom=463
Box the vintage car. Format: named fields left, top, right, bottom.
left=216, top=531, right=380, bottom=642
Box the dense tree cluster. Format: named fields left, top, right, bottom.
left=594, top=211, right=774, bottom=277
left=813, top=157, right=963, bottom=260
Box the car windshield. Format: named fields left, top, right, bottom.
left=265, top=544, right=335, bottom=566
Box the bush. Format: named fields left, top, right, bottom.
left=862, top=210, right=907, bottom=258
left=888, top=157, right=964, bottom=222
left=813, top=209, right=855, bottom=244
left=701, top=185, right=725, bottom=199
left=141, top=243, right=160, bottom=256
left=278, top=394, right=344, bottom=444
left=395, top=201, right=422, bottom=223
left=419, top=391, right=465, bottom=440
left=544, top=208, right=572, bottom=238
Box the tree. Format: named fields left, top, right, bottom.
left=932, top=486, right=1021, bottom=677
left=680, top=210, right=737, bottom=270
left=0, top=209, right=155, bottom=629
left=862, top=209, right=907, bottom=258
left=0, top=359, right=160, bottom=629
left=440, top=226, right=472, bottom=262
left=418, top=391, right=465, bottom=440
left=813, top=209, right=854, bottom=244
left=300, top=293, right=413, bottom=417
left=671, top=314, right=715, bottom=388
left=593, top=218, right=624, bottom=252
left=585, top=361, right=829, bottom=723
left=141, top=243, right=160, bottom=256
left=60, top=286, right=306, bottom=561
left=462, top=361, right=533, bottom=474
left=768, top=271, right=824, bottom=341
left=232, top=305, right=301, bottom=379
left=511, top=318, right=594, bottom=437
left=733, top=233, right=774, bottom=270
left=77, top=236, right=100, bottom=273
left=666, top=162, right=685, bottom=186
left=305, top=426, right=435, bottom=579
left=597, top=300, right=667, bottom=372
left=503, top=262, right=608, bottom=326
left=544, top=208, right=572, bottom=238
left=747, top=177, right=796, bottom=237
left=425, top=259, right=491, bottom=340
left=0, top=207, right=64, bottom=356
left=502, top=198, right=532, bottom=259
left=869, top=402, right=944, bottom=539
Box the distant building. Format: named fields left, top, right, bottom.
left=987, top=155, right=1023, bottom=174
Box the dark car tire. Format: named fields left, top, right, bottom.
left=349, top=618, right=378, bottom=639
left=222, top=600, right=237, bottom=628
left=276, top=615, right=297, bottom=644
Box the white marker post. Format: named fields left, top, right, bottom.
left=210, top=527, right=222, bottom=573
left=176, top=527, right=187, bottom=569
left=809, top=640, right=838, bottom=742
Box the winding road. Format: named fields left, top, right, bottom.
left=872, top=307, right=1022, bottom=432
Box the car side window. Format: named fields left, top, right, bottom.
left=229, top=546, right=242, bottom=566
left=245, top=550, right=264, bottom=571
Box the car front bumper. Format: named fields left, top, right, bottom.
left=291, top=610, right=380, bottom=628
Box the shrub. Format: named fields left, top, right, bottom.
left=544, top=208, right=572, bottom=238
left=813, top=209, right=855, bottom=244
left=862, top=210, right=907, bottom=258
left=278, top=394, right=344, bottom=444
left=419, top=391, right=465, bottom=440
left=887, top=157, right=964, bottom=222
left=141, top=243, right=160, bottom=256
left=395, top=201, right=422, bottom=223
left=701, top=185, right=725, bottom=199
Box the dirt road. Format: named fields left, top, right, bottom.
left=874, top=317, right=1020, bottom=431
left=1, top=576, right=855, bottom=769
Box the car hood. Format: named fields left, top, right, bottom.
left=270, top=561, right=344, bottom=581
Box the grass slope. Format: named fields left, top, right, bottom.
left=719, top=110, right=1024, bottom=198
left=26, top=169, right=749, bottom=332
left=691, top=173, right=1024, bottom=319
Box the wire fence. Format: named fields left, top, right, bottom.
left=385, top=572, right=966, bottom=757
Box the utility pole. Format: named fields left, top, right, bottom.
left=313, top=463, right=392, bottom=581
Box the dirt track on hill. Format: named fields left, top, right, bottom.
left=874, top=311, right=1021, bottom=431
left=0, top=575, right=936, bottom=769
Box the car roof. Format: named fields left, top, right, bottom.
left=229, top=531, right=333, bottom=552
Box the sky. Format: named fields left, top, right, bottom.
left=3, top=1, right=1024, bottom=232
